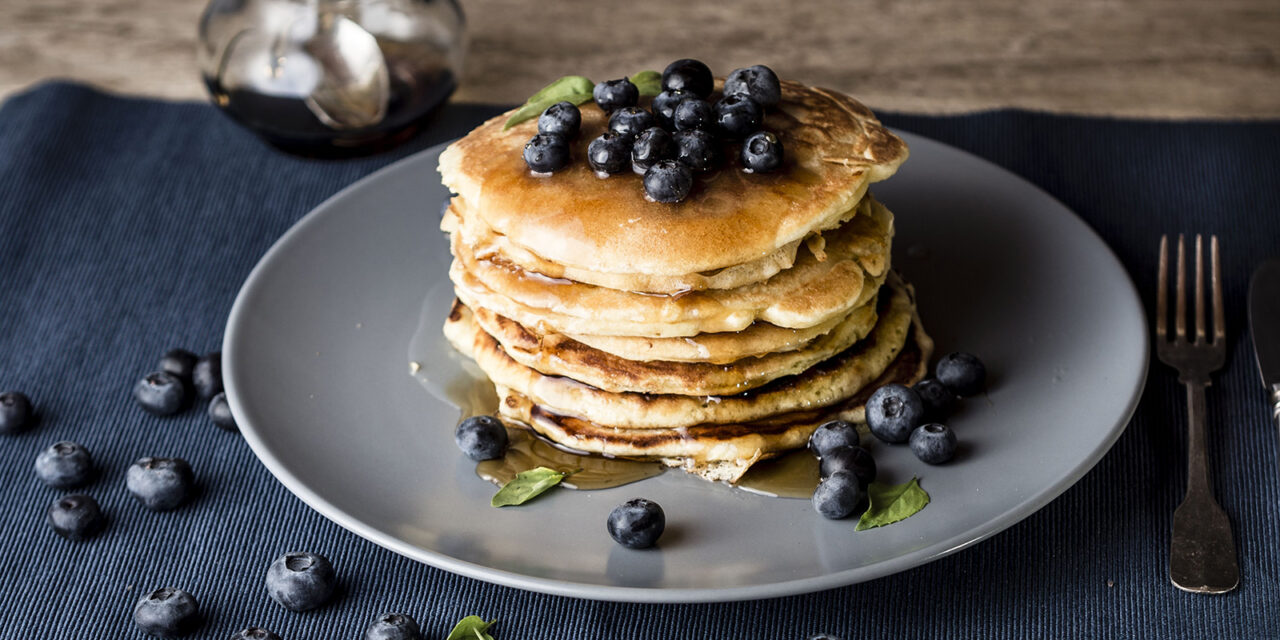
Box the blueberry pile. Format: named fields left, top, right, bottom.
left=135, top=348, right=237, bottom=432
left=522, top=59, right=786, bottom=203
left=810, top=351, right=986, bottom=519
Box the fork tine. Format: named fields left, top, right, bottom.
left=1157, top=235, right=1168, bottom=338
left=1194, top=234, right=1206, bottom=343
left=1175, top=234, right=1187, bottom=340
left=1211, top=235, right=1224, bottom=343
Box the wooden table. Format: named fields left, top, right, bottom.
left=2, top=0, right=1278, bottom=118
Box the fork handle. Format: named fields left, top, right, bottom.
left=1270, top=385, right=1280, bottom=466
left=1184, top=380, right=1212, bottom=497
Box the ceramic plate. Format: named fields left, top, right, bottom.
left=223, top=131, right=1147, bottom=603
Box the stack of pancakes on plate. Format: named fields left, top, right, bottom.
left=438, top=80, right=932, bottom=482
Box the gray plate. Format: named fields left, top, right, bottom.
left=223, top=131, right=1148, bottom=603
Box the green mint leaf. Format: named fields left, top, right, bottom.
left=491, top=466, right=572, bottom=506
left=629, top=70, right=662, bottom=97
left=445, top=616, right=496, bottom=640
left=855, top=476, right=930, bottom=531
left=503, top=75, right=595, bottom=130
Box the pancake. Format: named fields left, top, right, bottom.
left=469, top=292, right=879, bottom=395
left=437, top=80, right=908, bottom=278
left=448, top=194, right=893, bottom=338
left=443, top=275, right=917, bottom=430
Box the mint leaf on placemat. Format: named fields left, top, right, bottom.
left=446, top=616, right=497, bottom=640
left=629, top=70, right=662, bottom=97
left=491, top=466, right=575, bottom=507
left=503, top=76, right=595, bottom=130
left=855, top=477, right=930, bottom=531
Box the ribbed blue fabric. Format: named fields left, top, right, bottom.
left=1, top=82, right=1279, bottom=639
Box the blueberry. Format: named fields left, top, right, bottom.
left=651, top=89, right=689, bottom=129
left=713, top=94, right=762, bottom=139
left=587, top=132, right=633, bottom=175
left=631, top=127, right=674, bottom=173
left=364, top=612, right=424, bottom=640
left=914, top=378, right=957, bottom=422
left=134, top=371, right=186, bottom=416
left=133, top=587, right=199, bottom=637
left=865, top=383, right=925, bottom=444
left=807, top=419, right=860, bottom=457
left=740, top=131, right=784, bottom=173
left=523, top=133, right=570, bottom=174
left=454, top=415, right=508, bottom=461
left=936, top=352, right=987, bottom=396
left=643, top=160, right=693, bottom=203
left=158, top=349, right=198, bottom=384
left=811, top=471, right=866, bottom=520
left=193, top=352, right=223, bottom=401
left=607, top=498, right=665, bottom=549
left=537, top=101, right=581, bottom=138
left=807, top=635, right=845, bottom=640
left=818, top=445, right=876, bottom=486
left=229, top=628, right=282, bottom=640
left=266, top=551, right=337, bottom=612
left=608, top=106, right=655, bottom=139
left=34, top=440, right=94, bottom=488
left=672, top=98, right=714, bottom=132
left=47, top=494, right=105, bottom=541
left=0, top=391, right=35, bottom=435
left=724, top=65, right=782, bottom=109
left=910, top=423, right=958, bottom=464
left=208, top=392, right=238, bottom=432
left=673, top=129, right=719, bottom=172
left=127, top=457, right=195, bottom=511
left=661, top=59, right=713, bottom=98
left=592, top=78, right=638, bottom=112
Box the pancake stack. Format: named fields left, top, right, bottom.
left=438, top=79, right=931, bottom=482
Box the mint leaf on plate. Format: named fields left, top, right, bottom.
left=503, top=75, right=595, bottom=130
left=855, top=476, right=930, bottom=531
left=491, top=466, right=574, bottom=507
left=446, top=616, right=496, bottom=640
left=628, top=70, right=662, bottom=97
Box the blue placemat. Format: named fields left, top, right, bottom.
left=2, top=82, right=1279, bottom=639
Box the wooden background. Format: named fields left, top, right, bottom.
left=2, top=0, right=1278, bottom=117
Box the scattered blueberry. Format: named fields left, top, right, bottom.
left=192, top=352, right=223, bottom=400
left=592, top=78, right=639, bottom=112
left=914, top=378, right=956, bottom=421
left=818, top=445, right=876, bottom=486
left=34, top=440, right=94, bottom=488
left=0, top=391, right=35, bottom=435
left=910, top=423, right=958, bottom=464
left=537, top=101, right=581, bottom=138
left=724, top=65, right=782, bottom=108
left=672, top=98, right=714, bottom=132
left=631, top=127, right=674, bottom=173
left=587, top=132, right=633, bottom=175
left=740, top=131, right=784, bottom=173
left=807, top=634, right=845, bottom=640
left=643, top=160, right=694, bottom=203
left=607, top=498, right=665, bottom=549
left=661, top=58, right=713, bottom=98
left=364, top=612, right=424, bottom=640
left=208, top=392, right=238, bottom=432
left=229, top=628, right=282, bottom=640
left=651, top=89, right=690, bottom=129
left=608, top=106, right=655, bottom=139
left=866, top=383, right=925, bottom=444
left=523, top=133, right=570, bottom=173
left=808, top=419, right=860, bottom=457
left=811, top=471, right=866, bottom=519
left=673, top=129, right=719, bottom=172
left=713, top=94, right=762, bottom=139
left=134, top=372, right=186, bottom=416
left=936, top=352, right=987, bottom=396
left=47, top=494, right=105, bottom=541
left=126, top=457, right=195, bottom=511
left=158, top=349, right=198, bottom=384
left=133, top=587, right=200, bottom=637
left=266, top=551, right=337, bottom=612
left=455, top=415, right=508, bottom=461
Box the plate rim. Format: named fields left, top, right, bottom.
left=224, top=129, right=1149, bottom=603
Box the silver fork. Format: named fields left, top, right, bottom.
left=1156, top=234, right=1238, bottom=594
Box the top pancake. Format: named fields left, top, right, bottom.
left=437, top=80, right=908, bottom=277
